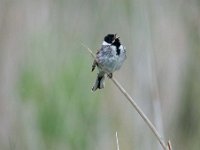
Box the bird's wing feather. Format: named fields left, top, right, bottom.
left=96, top=45, right=114, bottom=65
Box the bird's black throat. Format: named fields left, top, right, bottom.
left=112, top=38, right=121, bottom=55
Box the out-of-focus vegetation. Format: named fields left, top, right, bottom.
left=0, top=0, right=200, bottom=150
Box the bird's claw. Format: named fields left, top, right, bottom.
left=107, top=73, right=113, bottom=79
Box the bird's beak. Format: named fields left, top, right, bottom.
left=114, top=33, right=120, bottom=39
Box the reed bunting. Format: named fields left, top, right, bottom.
left=91, top=34, right=126, bottom=91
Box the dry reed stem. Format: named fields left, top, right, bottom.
left=167, top=140, right=172, bottom=150
left=82, top=44, right=171, bottom=150
left=116, top=132, right=120, bottom=150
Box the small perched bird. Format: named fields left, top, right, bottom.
left=91, top=34, right=126, bottom=91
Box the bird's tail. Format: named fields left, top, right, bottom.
left=92, top=72, right=105, bottom=91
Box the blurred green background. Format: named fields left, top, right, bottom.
left=0, top=0, right=200, bottom=150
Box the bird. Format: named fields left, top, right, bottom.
left=91, top=34, right=126, bottom=91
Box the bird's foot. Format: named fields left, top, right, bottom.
left=107, top=73, right=113, bottom=79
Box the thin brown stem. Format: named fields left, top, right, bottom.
left=111, top=77, right=168, bottom=150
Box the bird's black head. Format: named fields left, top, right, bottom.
left=104, top=34, right=116, bottom=44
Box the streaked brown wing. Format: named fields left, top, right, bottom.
left=91, top=49, right=100, bottom=72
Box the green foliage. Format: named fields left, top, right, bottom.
left=18, top=31, right=100, bottom=149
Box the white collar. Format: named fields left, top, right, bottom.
left=102, top=41, right=111, bottom=46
